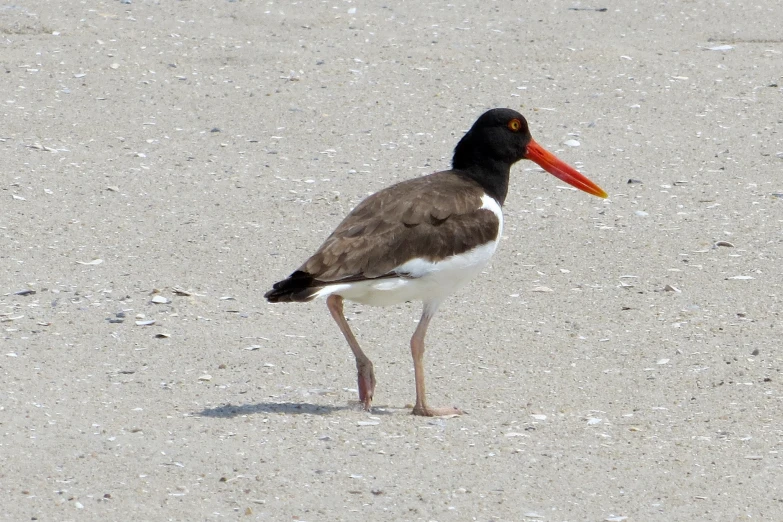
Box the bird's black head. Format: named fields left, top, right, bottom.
left=451, top=108, right=533, bottom=203
left=450, top=108, right=607, bottom=204
left=452, top=108, right=532, bottom=171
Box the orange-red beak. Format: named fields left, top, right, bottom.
left=525, top=139, right=608, bottom=198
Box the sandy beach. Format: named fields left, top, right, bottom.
left=2, top=0, right=782, bottom=520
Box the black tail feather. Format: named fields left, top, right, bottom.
left=264, top=271, right=322, bottom=303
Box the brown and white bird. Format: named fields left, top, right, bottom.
left=265, top=108, right=607, bottom=416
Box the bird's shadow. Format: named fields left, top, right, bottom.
left=197, top=401, right=398, bottom=418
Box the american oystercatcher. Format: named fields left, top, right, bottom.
left=265, top=108, right=607, bottom=416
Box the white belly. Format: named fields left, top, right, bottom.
left=318, top=239, right=499, bottom=306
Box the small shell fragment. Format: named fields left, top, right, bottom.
left=714, top=241, right=734, bottom=248
left=155, top=333, right=171, bottom=339
left=151, top=295, right=170, bottom=304
left=76, top=259, right=104, bottom=265
left=357, top=421, right=379, bottom=426
left=14, top=289, right=36, bottom=296
left=198, top=374, right=212, bottom=381
left=135, top=320, right=156, bottom=326
left=531, top=286, right=553, bottom=293
left=727, top=275, right=754, bottom=280
left=563, top=139, right=580, bottom=147
left=663, top=284, right=681, bottom=293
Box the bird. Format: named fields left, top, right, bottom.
left=265, top=108, right=607, bottom=416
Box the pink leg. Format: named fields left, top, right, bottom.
left=411, top=301, right=463, bottom=417
left=326, top=295, right=376, bottom=410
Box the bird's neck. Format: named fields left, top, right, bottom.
left=451, top=161, right=510, bottom=206
left=452, top=132, right=512, bottom=205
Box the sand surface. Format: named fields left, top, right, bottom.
left=2, top=1, right=782, bottom=520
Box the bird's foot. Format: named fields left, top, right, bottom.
left=356, top=361, right=376, bottom=411
left=411, top=404, right=464, bottom=417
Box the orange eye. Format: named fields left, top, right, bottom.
left=508, top=118, right=522, bottom=132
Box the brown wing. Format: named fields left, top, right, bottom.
left=298, top=171, right=501, bottom=282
